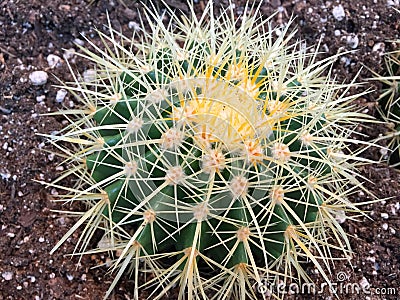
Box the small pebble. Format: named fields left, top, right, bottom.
left=332, top=5, right=346, bottom=21
left=372, top=42, right=385, bottom=55
left=390, top=205, right=396, bottom=215
left=387, top=0, right=400, bottom=6
left=56, top=89, right=68, bottom=103
left=359, top=277, right=370, bottom=289
left=59, top=4, right=71, bottom=11
left=366, top=256, right=376, bottom=262
left=128, top=21, right=140, bottom=31
left=74, top=38, right=85, bottom=46
left=379, top=148, right=388, bottom=157
left=335, top=210, right=347, bottom=224
left=29, top=71, right=48, bottom=86
left=340, top=56, right=351, bottom=66
left=382, top=223, right=388, bottom=230
left=66, top=274, right=74, bottom=281
left=0, top=172, right=11, bottom=180
left=38, top=237, right=45, bottom=243
left=46, top=54, right=62, bottom=68
left=56, top=217, right=65, bottom=225
left=36, top=95, right=46, bottom=102
left=2, top=271, right=13, bottom=281
left=63, top=48, right=76, bottom=60
left=346, top=35, right=359, bottom=49
left=381, top=212, right=389, bottom=219
left=83, top=69, right=96, bottom=83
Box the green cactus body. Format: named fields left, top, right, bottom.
left=46, top=2, right=374, bottom=299
left=375, top=46, right=400, bottom=166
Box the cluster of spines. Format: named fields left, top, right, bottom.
left=373, top=43, right=400, bottom=166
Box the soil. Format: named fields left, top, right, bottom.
left=0, top=0, right=399, bottom=299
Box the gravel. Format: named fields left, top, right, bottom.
left=332, top=4, right=346, bottom=21
left=28, top=71, right=48, bottom=86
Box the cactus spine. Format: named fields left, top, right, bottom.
left=45, top=2, right=374, bottom=299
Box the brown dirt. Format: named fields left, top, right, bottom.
left=0, top=0, right=399, bottom=299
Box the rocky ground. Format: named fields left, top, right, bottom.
left=0, top=0, right=399, bottom=299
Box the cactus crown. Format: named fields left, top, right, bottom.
left=45, top=2, right=374, bottom=299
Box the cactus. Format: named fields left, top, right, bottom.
left=43, top=2, right=375, bottom=299
left=373, top=42, right=400, bottom=166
